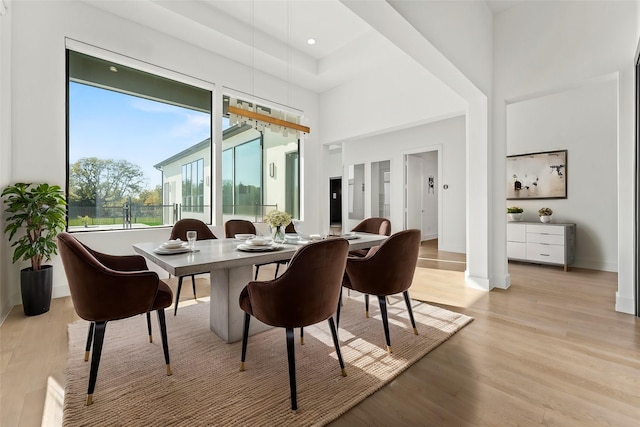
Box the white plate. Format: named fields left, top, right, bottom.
left=341, top=233, right=360, bottom=240
left=161, top=240, right=186, bottom=249
left=236, top=243, right=284, bottom=252
left=153, top=246, right=191, bottom=255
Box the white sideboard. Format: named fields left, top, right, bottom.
left=507, top=222, right=576, bottom=271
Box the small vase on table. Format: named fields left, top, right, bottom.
left=273, top=225, right=286, bottom=243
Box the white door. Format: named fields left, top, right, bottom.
left=405, top=154, right=423, bottom=233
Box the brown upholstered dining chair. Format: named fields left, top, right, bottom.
left=349, top=217, right=391, bottom=257
left=338, top=229, right=421, bottom=353
left=238, top=238, right=349, bottom=411
left=224, top=219, right=287, bottom=280
left=170, top=218, right=217, bottom=315
left=57, top=232, right=173, bottom=406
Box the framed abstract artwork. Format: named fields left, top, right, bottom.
left=506, top=150, right=567, bottom=199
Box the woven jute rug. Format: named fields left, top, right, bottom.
left=63, top=293, right=472, bottom=426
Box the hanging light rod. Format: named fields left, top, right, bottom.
left=228, top=105, right=311, bottom=134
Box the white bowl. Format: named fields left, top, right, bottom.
left=161, top=239, right=184, bottom=249
left=235, top=234, right=255, bottom=241
left=246, top=237, right=271, bottom=246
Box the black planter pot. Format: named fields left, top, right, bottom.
left=20, top=265, right=53, bottom=316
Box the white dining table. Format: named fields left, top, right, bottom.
left=133, top=233, right=388, bottom=343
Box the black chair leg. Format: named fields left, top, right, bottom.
left=300, top=327, right=304, bottom=345
left=254, top=265, right=260, bottom=280
left=146, top=312, right=153, bottom=343
left=87, top=321, right=107, bottom=406
left=328, top=317, right=347, bottom=377
left=336, top=287, right=343, bottom=329
left=157, top=309, right=172, bottom=375
left=174, top=276, right=184, bottom=316
left=274, top=263, right=281, bottom=278
left=191, top=275, right=197, bottom=298
left=240, top=313, right=250, bottom=372
left=377, top=295, right=392, bottom=353
left=285, top=327, right=298, bottom=411
left=84, top=322, right=95, bottom=362
left=365, top=294, right=370, bottom=318
left=403, top=291, right=418, bottom=335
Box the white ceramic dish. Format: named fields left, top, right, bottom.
left=246, top=237, right=272, bottom=246
left=235, top=234, right=255, bottom=241
left=236, top=243, right=283, bottom=252
left=161, top=239, right=186, bottom=249
left=153, top=246, right=191, bottom=255
left=341, top=233, right=360, bottom=240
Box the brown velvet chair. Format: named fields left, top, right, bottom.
left=338, top=229, right=421, bottom=353
left=57, top=232, right=173, bottom=406
left=349, top=217, right=391, bottom=257
left=170, top=218, right=217, bottom=315
left=238, top=238, right=349, bottom=411
left=225, top=219, right=287, bottom=280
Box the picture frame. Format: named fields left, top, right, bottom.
left=506, top=149, right=567, bottom=199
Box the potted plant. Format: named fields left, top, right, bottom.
left=506, top=206, right=524, bottom=221
left=538, top=207, right=553, bottom=223
left=2, top=183, right=67, bottom=316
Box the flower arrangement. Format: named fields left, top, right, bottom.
left=264, top=210, right=292, bottom=228
left=538, top=207, right=553, bottom=217
left=506, top=206, right=523, bottom=214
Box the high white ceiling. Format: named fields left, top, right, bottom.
left=88, top=0, right=516, bottom=94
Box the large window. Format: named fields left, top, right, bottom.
left=222, top=95, right=300, bottom=222
left=182, top=159, right=204, bottom=213
left=223, top=137, right=263, bottom=218
left=66, top=50, right=212, bottom=231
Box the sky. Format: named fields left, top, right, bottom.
left=68, top=82, right=212, bottom=190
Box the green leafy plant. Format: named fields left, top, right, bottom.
left=538, top=207, right=553, bottom=216
left=2, top=183, right=67, bottom=271
left=506, top=206, right=524, bottom=214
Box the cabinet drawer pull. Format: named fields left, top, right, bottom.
left=540, top=254, right=550, bottom=257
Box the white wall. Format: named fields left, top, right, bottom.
left=341, top=115, right=466, bottom=253
left=494, top=1, right=638, bottom=312
left=506, top=79, right=618, bottom=271
left=320, top=56, right=465, bottom=144
left=0, top=0, right=12, bottom=321
left=0, top=0, right=320, bottom=316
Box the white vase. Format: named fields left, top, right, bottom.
left=507, top=213, right=522, bottom=222
left=540, top=215, right=552, bottom=223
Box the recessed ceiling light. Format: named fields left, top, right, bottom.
left=109, top=66, right=118, bottom=72
left=307, top=38, right=316, bottom=45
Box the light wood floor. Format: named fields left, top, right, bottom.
left=1, top=242, right=638, bottom=426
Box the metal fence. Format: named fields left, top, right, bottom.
left=68, top=202, right=278, bottom=231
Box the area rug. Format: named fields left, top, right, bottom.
left=63, top=294, right=472, bottom=426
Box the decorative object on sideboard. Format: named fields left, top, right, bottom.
left=538, top=207, right=553, bottom=223
left=506, top=206, right=524, bottom=221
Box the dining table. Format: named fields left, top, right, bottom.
left=133, top=233, right=388, bottom=343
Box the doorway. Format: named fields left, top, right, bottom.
left=329, top=177, right=342, bottom=226
left=405, top=151, right=439, bottom=242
